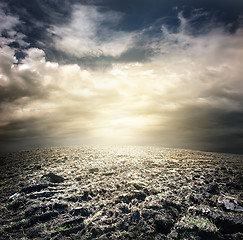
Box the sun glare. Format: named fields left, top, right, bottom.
left=89, top=113, right=155, bottom=145
left=111, top=116, right=134, bottom=128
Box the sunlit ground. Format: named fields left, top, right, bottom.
left=0, top=145, right=242, bottom=239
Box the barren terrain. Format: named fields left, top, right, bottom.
left=0, top=146, right=242, bottom=239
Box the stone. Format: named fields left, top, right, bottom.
left=131, top=190, right=147, bottom=201
left=9, top=192, right=20, bottom=200
left=103, top=172, right=114, bottom=176
left=218, top=197, right=243, bottom=213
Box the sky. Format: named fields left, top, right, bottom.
left=0, top=0, right=243, bottom=153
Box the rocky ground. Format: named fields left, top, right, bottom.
left=0, top=145, right=242, bottom=240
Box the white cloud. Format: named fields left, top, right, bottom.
left=50, top=4, right=136, bottom=57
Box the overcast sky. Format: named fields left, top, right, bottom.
left=0, top=0, right=243, bottom=153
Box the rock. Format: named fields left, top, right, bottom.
left=218, top=197, right=243, bottom=213
left=9, top=192, right=20, bottom=200
left=43, top=172, right=64, bottom=183
left=207, top=182, right=219, bottom=194
left=146, top=201, right=163, bottom=211
left=154, top=214, right=174, bottom=234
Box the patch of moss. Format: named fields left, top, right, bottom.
left=178, top=214, right=218, bottom=232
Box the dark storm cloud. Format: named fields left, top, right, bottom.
left=3, top=0, right=243, bottom=66
left=140, top=105, right=243, bottom=154
left=6, top=0, right=73, bottom=24
left=92, top=0, right=243, bottom=30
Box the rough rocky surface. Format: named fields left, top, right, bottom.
left=0, top=146, right=242, bottom=239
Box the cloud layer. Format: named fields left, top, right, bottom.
left=49, top=5, right=137, bottom=58
left=0, top=2, right=243, bottom=153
